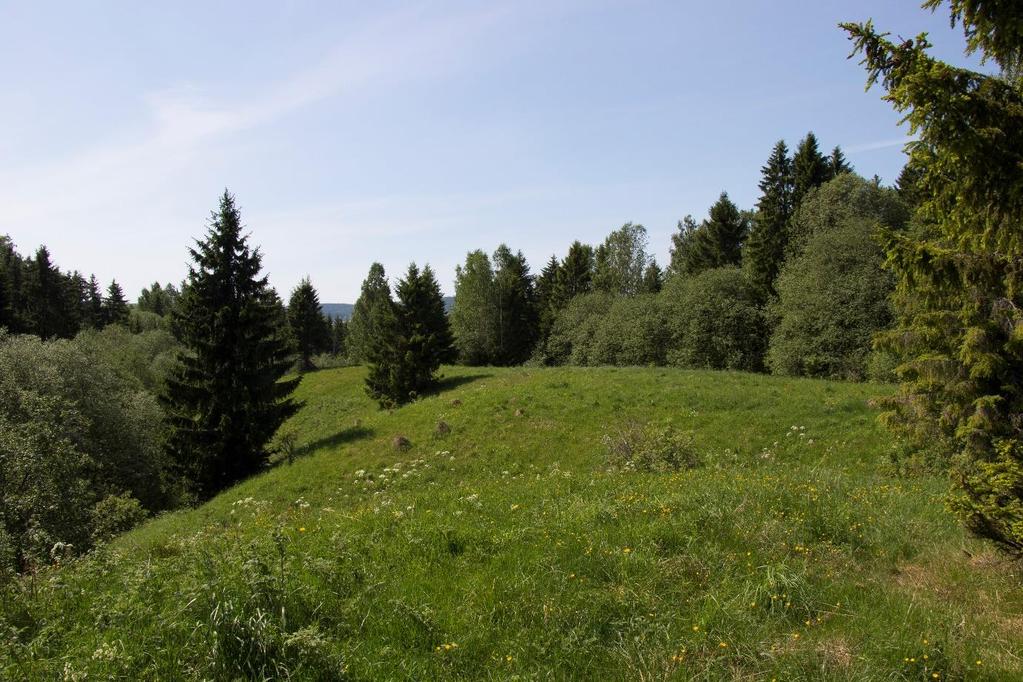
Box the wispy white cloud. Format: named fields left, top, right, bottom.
left=845, top=136, right=915, bottom=154
left=0, top=3, right=515, bottom=289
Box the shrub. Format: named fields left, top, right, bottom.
left=91, top=493, right=149, bottom=542
left=0, top=331, right=170, bottom=571
left=787, top=173, right=909, bottom=259
left=538, top=292, right=612, bottom=365
left=663, top=267, right=766, bottom=371
left=603, top=421, right=702, bottom=472
left=767, top=217, right=893, bottom=380
left=590, top=294, right=669, bottom=366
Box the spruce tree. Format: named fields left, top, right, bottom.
left=642, top=260, right=663, bottom=293
left=745, top=140, right=794, bottom=300
left=0, top=256, right=9, bottom=332
left=791, top=132, right=832, bottom=209
left=845, top=5, right=1023, bottom=556
left=83, top=275, right=104, bottom=329
left=162, top=191, right=300, bottom=499
left=684, top=192, right=749, bottom=275
left=288, top=277, right=329, bottom=371
left=328, top=315, right=347, bottom=357
left=557, top=241, right=594, bottom=300
left=365, top=263, right=454, bottom=406
left=418, top=264, right=456, bottom=365
left=102, top=280, right=130, bottom=327
left=895, top=159, right=926, bottom=211
left=493, top=244, right=539, bottom=365
left=63, top=271, right=87, bottom=335
left=535, top=255, right=563, bottom=342
left=830, top=145, right=853, bottom=176
left=347, top=263, right=390, bottom=363
left=23, top=247, right=64, bottom=339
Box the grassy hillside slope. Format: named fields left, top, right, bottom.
left=2, top=366, right=1021, bottom=680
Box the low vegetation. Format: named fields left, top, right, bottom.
left=2, top=366, right=1020, bottom=679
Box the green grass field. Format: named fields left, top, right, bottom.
left=3, top=366, right=1021, bottom=680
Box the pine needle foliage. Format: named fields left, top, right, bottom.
left=162, top=191, right=300, bottom=500
left=844, top=3, right=1023, bottom=555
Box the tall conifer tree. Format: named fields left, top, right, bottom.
left=83, top=275, right=104, bottom=329
left=493, top=245, right=539, bottom=365
left=162, top=191, right=300, bottom=499
left=830, top=146, right=853, bottom=176
left=791, top=132, right=832, bottom=209
left=745, top=140, right=794, bottom=300
left=685, top=192, right=749, bottom=275
left=535, top=255, right=563, bottom=342
left=23, top=247, right=64, bottom=339
left=288, top=277, right=329, bottom=371
left=845, top=4, right=1023, bottom=556
left=557, top=241, right=594, bottom=300
left=102, top=280, right=129, bottom=327
left=365, top=263, right=455, bottom=406
left=642, top=261, right=663, bottom=293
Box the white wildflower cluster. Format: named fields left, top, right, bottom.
left=229, top=496, right=269, bottom=515
left=91, top=640, right=122, bottom=662
left=294, top=496, right=311, bottom=510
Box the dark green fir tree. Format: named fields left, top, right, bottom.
left=642, top=260, right=663, bottom=293
left=791, top=132, right=832, bottom=209
left=557, top=241, right=594, bottom=300
left=162, top=190, right=300, bottom=499
left=535, top=254, right=563, bottom=342
left=493, top=244, right=539, bottom=365
left=745, top=140, right=794, bottom=300
left=83, top=275, right=104, bottom=328
left=102, top=280, right=130, bottom=327
left=685, top=192, right=749, bottom=275
left=829, top=145, right=853, bottom=176
left=288, top=277, right=330, bottom=371
left=365, top=263, right=454, bottom=406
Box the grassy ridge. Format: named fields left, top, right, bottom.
left=2, top=366, right=1021, bottom=680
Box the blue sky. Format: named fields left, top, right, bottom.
left=0, top=1, right=985, bottom=302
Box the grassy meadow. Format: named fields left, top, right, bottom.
left=2, top=365, right=1021, bottom=680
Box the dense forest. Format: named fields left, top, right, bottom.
left=1, top=0, right=1022, bottom=589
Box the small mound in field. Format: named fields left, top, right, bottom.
left=392, top=435, right=411, bottom=452
left=435, top=420, right=451, bottom=435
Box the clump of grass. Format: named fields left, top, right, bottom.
left=603, top=421, right=702, bottom=472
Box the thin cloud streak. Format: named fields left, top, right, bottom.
left=846, top=136, right=915, bottom=154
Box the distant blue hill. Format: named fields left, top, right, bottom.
left=321, top=297, right=453, bottom=320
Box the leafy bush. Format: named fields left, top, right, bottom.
left=603, top=421, right=702, bottom=472
left=538, top=292, right=612, bottom=365
left=540, top=293, right=669, bottom=367
left=91, top=493, right=148, bottom=542
left=787, top=173, right=909, bottom=259
left=0, top=330, right=172, bottom=572
left=663, top=267, right=766, bottom=371
left=589, top=295, right=669, bottom=366
left=767, top=218, right=893, bottom=380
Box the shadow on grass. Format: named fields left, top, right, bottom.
left=433, top=372, right=492, bottom=394
left=271, top=425, right=375, bottom=466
